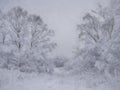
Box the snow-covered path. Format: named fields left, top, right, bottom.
left=0, top=69, right=120, bottom=90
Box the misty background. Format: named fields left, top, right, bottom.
left=1, top=0, right=120, bottom=90
left=0, top=0, right=109, bottom=57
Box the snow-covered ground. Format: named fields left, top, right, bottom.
left=0, top=69, right=120, bottom=90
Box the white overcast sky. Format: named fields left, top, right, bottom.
left=0, top=0, right=110, bottom=57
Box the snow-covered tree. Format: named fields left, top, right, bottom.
left=0, top=10, right=8, bottom=45
left=27, top=14, right=56, bottom=60
left=73, top=1, right=120, bottom=78
left=6, top=7, right=28, bottom=52
left=0, top=7, right=57, bottom=73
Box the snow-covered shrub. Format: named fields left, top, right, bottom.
left=53, top=57, right=68, bottom=68
left=18, top=56, right=53, bottom=73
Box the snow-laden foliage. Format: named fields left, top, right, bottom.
left=52, top=56, right=68, bottom=68
left=70, top=0, right=120, bottom=79
left=0, top=7, right=56, bottom=73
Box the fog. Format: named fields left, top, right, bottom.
left=0, top=0, right=109, bottom=57
left=1, top=0, right=120, bottom=90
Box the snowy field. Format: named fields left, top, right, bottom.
left=0, top=0, right=120, bottom=90
left=0, top=69, right=120, bottom=90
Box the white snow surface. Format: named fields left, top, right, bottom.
left=0, top=69, right=120, bottom=90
